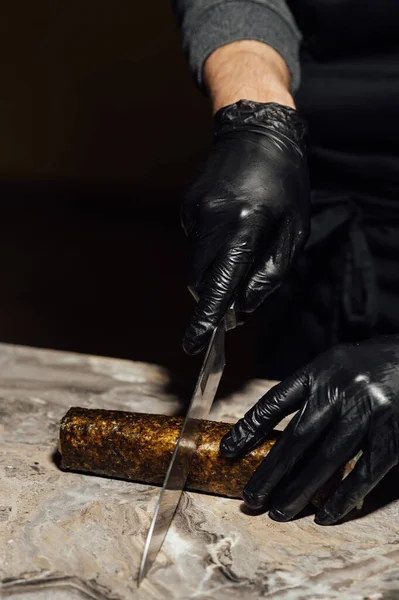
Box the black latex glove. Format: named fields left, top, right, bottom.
left=181, top=100, right=309, bottom=355
left=220, top=335, right=399, bottom=525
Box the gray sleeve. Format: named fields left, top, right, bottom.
left=173, top=0, right=301, bottom=92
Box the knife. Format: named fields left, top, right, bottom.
left=138, top=307, right=237, bottom=584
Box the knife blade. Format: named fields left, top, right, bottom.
left=138, top=308, right=236, bottom=584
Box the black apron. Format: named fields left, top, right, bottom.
left=256, top=0, right=399, bottom=380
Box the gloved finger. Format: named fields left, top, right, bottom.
left=183, top=241, right=252, bottom=355
left=315, top=429, right=397, bottom=525
left=186, top=218, right=231, bottom=295
left=268, top=415, right=369, bottom=522
left=220, top=367, right=308, bottom=458
left=242, top=392, right=335, bottom=510
left=238, top=219, right=304, bottom=313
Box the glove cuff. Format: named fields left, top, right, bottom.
left=214, top=100, right=306, bottom=145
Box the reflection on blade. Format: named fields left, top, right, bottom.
left=138, top=318, right=229, bottom=584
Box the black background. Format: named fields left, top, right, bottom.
left=0, top=2, right=256, bottom=386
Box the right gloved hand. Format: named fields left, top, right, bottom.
left=181, top=100, right=310, bottom=355
left=220, top=335, right=399, bottom=525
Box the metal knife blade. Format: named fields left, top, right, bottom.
left=138, top=309, right=236, bottom=584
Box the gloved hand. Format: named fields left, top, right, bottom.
left=181, top=100, right=309, bottom=355
left=220, top=335, right=399, bottom=525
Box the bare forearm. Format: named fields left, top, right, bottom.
left=203, top=40, right=295, bottom=113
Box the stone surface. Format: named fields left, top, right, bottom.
left=0, top=343, right=398, bottom=600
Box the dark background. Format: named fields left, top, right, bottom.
left=0, top=1, right=256, bottom=384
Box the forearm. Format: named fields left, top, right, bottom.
left=204, top=40, right=295, bottom=113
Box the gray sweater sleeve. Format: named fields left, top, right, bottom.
left=173, top=0, right=301, bottom=92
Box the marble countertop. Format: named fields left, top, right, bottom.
left=0, top=343, right=398, bottom=600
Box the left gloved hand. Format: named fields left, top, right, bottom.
left=220, top=335, right=399, bottom=525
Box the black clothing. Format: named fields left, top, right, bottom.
left=175, top=0, right=399, bottom=378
